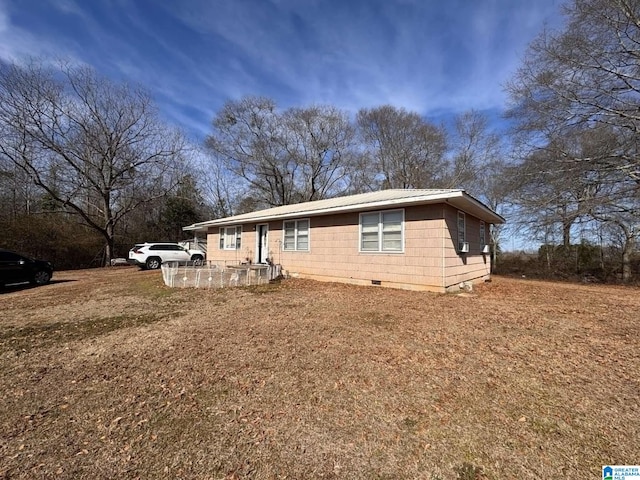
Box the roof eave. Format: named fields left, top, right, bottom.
left=183, top=191, right=504, bottom=232
left=446, top=195, right=505, bottom=224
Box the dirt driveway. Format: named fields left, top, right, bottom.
left=1, top=268, right=638, bottom=479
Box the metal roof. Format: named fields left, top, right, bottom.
left=184, top=189, right=505, bottom=232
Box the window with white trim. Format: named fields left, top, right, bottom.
left=480, top=221, right=486, bottom=247
left=283, top=219, right=309, bottom=251
left=457, top=211, right=466, bottom=251
left=219, top=226, right=242, bottom=250
left=359, top=210, right=403, bottom=252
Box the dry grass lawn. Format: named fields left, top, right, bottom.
left=0, top=268, right=638, bottom=479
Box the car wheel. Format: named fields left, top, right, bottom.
left=31, top=270, right=51, bottom=285
left=191, top=255, right=204, bottom=266
left=146, top=257, right=162, bottom=270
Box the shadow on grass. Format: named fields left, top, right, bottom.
left=0, top=313, right=162, bottom=354
left=0, top=279, right=76, bottom=295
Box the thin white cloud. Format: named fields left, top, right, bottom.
left=164, top=0, right=561, bottom=117
left=50, top=0, right=85, bottom=17
left=0, top=0, right=564, bottom=139
left=0, top=0, right=40, bottom=61
left=0, top=0, right=83, bottom=64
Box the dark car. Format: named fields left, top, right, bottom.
left=0, top=249, right=54, bottom=287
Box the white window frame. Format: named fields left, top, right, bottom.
left=359, top=209, right=404, bottom=253
left=282, top=219, right=310, bottom=252
left=457, top=211, right=466, bottom=251
left=219, top=225, right=242, bottom=250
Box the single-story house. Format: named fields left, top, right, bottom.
left=183, top=189, right=505, bottom=292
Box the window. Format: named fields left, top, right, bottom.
left=359, top=210, right=403, bottom=252
left=457, top=211, right=466, bottom=251
left=282, top=219, right=309, bottom=251
left=150, top=244, right=183, bottom=251
left=480, top=221, right=486, bottom=246
left=219, top=226, right=242, bottom=250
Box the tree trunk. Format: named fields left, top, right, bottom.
left=103, top=222, right=115, bottom=267
left=621, top=242, right=633, bottom=283
left=562, top=221, right=572, bottom=249
left=104, top=241, right=113, bottom=267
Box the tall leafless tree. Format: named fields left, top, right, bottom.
left=508, top=139, right=600, bottom=248
left=356, top=105, right=447, bottom=189
left=206, top=96, right=357, bottom=207
left=445, top=111, right=501, bottom=190
left=0, top=60, right=188, bottom=264
left=206, top=96, right=296, bottom=207
left=507, top=0, right=640, bottom=181
left=281, top=105, right=355, bottom=202
left=196, top=149, right=238, bottom=219
left=506, top=0, right=640, bottom=280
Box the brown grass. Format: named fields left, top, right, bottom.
left=1, top=268, right=638, bottom=479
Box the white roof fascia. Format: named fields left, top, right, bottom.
left=183, top=190, right=504, bottom=232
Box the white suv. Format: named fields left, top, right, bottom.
left=128, top=242, right=206, bottom=270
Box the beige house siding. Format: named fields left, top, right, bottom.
left=443, top=205, right=491, bottom=288
left=206, top=225, right=275, bottom=265
left=204, top=203, right=493, bottom=292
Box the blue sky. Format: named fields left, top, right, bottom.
left=0, top=0, right=562, bottom=142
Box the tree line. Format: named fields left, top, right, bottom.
left=0, top=61, right=507, bottom=269
left=505, top=0, right=639, bottom=281
left=204, top=97, right=505, bottom=211
left=0, top=0, right=638, bottom=281
left=0, top=61, right=208, bottom=268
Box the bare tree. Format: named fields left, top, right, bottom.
left=504, top=122, right=640, bottom=279
left=588, top=167, right=640, bottom=281
left=356, top=105, right=447, bottom=189
left=196, top=150, right=238, bottom=219
left=505, top=0, right=640, bottom=279
left=281, top=105, right=356, bottom=202
left=598, top=214, right=639, bottom=282
left=0, top=60, right=188, bottom=264
left=506, top=0, right=640, bottom=184
left=206, top=97, right=357, bottom=206
left=206, top=96, right=296, bottom=207
left=0, top=153, right=39, bottom=221
left=445, top=111, right=501, bottom=190
left=509, top=135, right=601, bottom=247
left=342, top=150, right=380, bottom=195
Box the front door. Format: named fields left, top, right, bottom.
left=256, top=224, right=269, bottom=264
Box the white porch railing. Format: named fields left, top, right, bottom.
left=160, top=262, right=282, bottom=289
